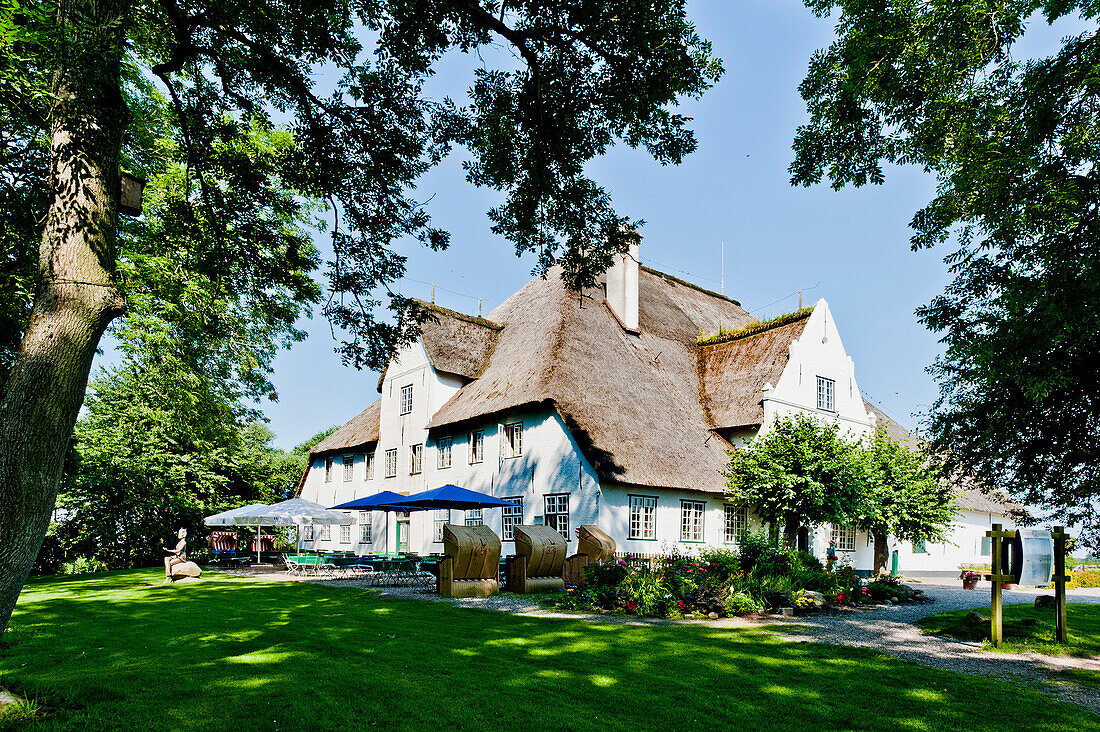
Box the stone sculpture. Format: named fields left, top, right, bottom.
left=163, top=528, right=202, bottom=582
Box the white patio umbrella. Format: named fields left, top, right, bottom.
left=233, top=497, right=353, bottom=553
left=204, top=502, right=272, bottom=562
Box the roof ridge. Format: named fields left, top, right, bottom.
left=696, top=307, right=813, bottom=347
left=409, top=299, right=503, bottom=330
left=640, top=265, right=743, bottom=308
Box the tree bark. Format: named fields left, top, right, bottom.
left=873, top=531, right=889, bottom=576
left=783, top=517, right=799, bottom=549
left=0, top=0, right=129, bottom=632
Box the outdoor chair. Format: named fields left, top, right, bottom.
left=564, top=525, right=616, bottom=588
left=439, top=524, right=501, bottom=597
left=506, top=525, right=567, bottom=594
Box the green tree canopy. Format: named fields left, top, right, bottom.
left=853, top=428, right=957, bottom=573
left=0, top=0, right=723, bottom=630
left=54, top=357, right=299, bottom=570
left=791, top=1, right=1100, bottom=544
left=725, top=414, right=866, bottom=546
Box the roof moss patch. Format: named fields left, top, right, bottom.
left=409, top=299, right=504, bottom=330
left=696, top=307, right=814, bottom=346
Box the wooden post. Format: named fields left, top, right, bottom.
left=984, top=523, right=1017, bottom=647
left=990, top=523, right=1003, bottom=647
left=1053, top=526, right=1069, bottom=644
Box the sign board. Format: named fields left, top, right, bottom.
left=1016, top=529, right=1054, bottom=586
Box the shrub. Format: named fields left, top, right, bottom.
left=698, top=547, right=741, bottom=582
left=737, top=531, right=786, bottom=574
left=59, top=556, right=107, bottom=575
left=555, top=587, right=597, bottom=612
left=619, top=567, right=673, bottom=616
left=725, top=591, right=765, bottom=615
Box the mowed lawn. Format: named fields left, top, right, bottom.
left=1, top=571, right=1097, bottom=731
left=920, top=601, right=1100, bottom=691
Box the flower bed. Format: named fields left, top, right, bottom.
left=547, top=532, right=931, bottom=619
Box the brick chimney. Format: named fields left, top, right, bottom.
left=605, top=239, right=640, bottom=333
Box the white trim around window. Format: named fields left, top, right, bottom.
left=680, top=500, right=705, bottom=543
left=437, top=437, right=452, bottom=469
left=628, top=495, right=657, bottom=540
left=831, top=524, right=856, bottom=552
left=384, top=448, right=397, bottom=478
left=469, top=430, right=484, bottom=464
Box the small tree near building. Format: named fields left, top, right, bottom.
left=853, top=429, right=957, bottom=575
left=725, top=414, right=864, bottom=547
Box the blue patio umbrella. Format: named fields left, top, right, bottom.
left=398, top=485, right=516, bottom=511
left=329, top=491, right=424, bottom=557
left=330, top=491, right=418, bottom=511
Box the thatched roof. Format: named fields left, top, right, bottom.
left=862, top=401, right=1026, bottom=516
left=426, top=266, right=755, bottom=491
left=698, top=312, right=811, bottom=429
left=376, top=301, right=502, bottom=391
left=414, top=300, right=502, bottom=380
left=311, top=399, right=381, bottom=455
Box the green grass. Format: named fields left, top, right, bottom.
left=918, top=602, right=1100, bottom=657
left=918, top=602, right=1100, bottom=693
left=0, top=570, right=1096, bottom=731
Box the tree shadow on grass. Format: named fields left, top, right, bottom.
left=3, top=570, right=1098, bottom=731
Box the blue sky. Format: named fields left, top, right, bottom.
left=99, top=2, right=1085, bottom=450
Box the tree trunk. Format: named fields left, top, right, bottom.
left=0, top=0, right=129, bottom=632
left=873, top=531, right=889, bottom=576
left=783, top=517, right=799, bottom=549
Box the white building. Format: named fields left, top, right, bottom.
left=298, top=243, right=1020, bottom=577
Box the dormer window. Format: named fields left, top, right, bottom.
left=816, top=376, right=835, bottom=412
left=400, top=384, right=413, bottom=415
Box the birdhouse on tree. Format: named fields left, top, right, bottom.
left=119, top=173, right=146, bottom=217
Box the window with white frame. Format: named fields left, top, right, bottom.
left=340, top=524, right=351, bottom=544
left=681, top=500, right=705, bottom=542
left=502, top=497, right=523, bottom=540
left=433, top=509, right=448, bottom=542
left=437, top=437, right=452, bottom=469
left=980, top=536, right=991, bottom=556
left=544, top=494, right=570, bottom=540
left=303, top=524, right=314, bottom=541
left=410, top=443, right=423, bottom=474
left=629, top=495, right=657, bottom=540
left=320, top=524, right=331, bottom=541
left=342, top=454, right=355, bottom=481
left=816, top=376, right=836, bottom=412
left=385, top=448, right=397, bottom=478
left=359, top=512, right=371, bottom=543
left=465, top=508, right=483, bottom=526
left=831, top=524, right=856, bottom=552
left=400, top=384, right=413, bottom=415
left=503, top=422, right=523, bottom=458
left=724, top=504, right=748, bottom=545
left=365, top=451, right=375, bottom=480
left=912, top=539, right=927, bottom=554
left=324, top=457, right=333, bottom=482
left=469, top=430, right=484, bottom=463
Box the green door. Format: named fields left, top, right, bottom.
left=397, top=520, right=410, bottom=553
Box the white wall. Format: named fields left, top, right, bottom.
left=891, top=509, right=1018, bottom=577
left=760, top=299, right=876, bottom=441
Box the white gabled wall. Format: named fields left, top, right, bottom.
left=759, top=299, right=876, bottom=441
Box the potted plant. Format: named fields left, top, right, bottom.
left=960, top=570, right=980, bottom=590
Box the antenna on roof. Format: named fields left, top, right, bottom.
left=478, top=298, right=482, bottom=317
left=720, top=241, right=725, bottom=297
